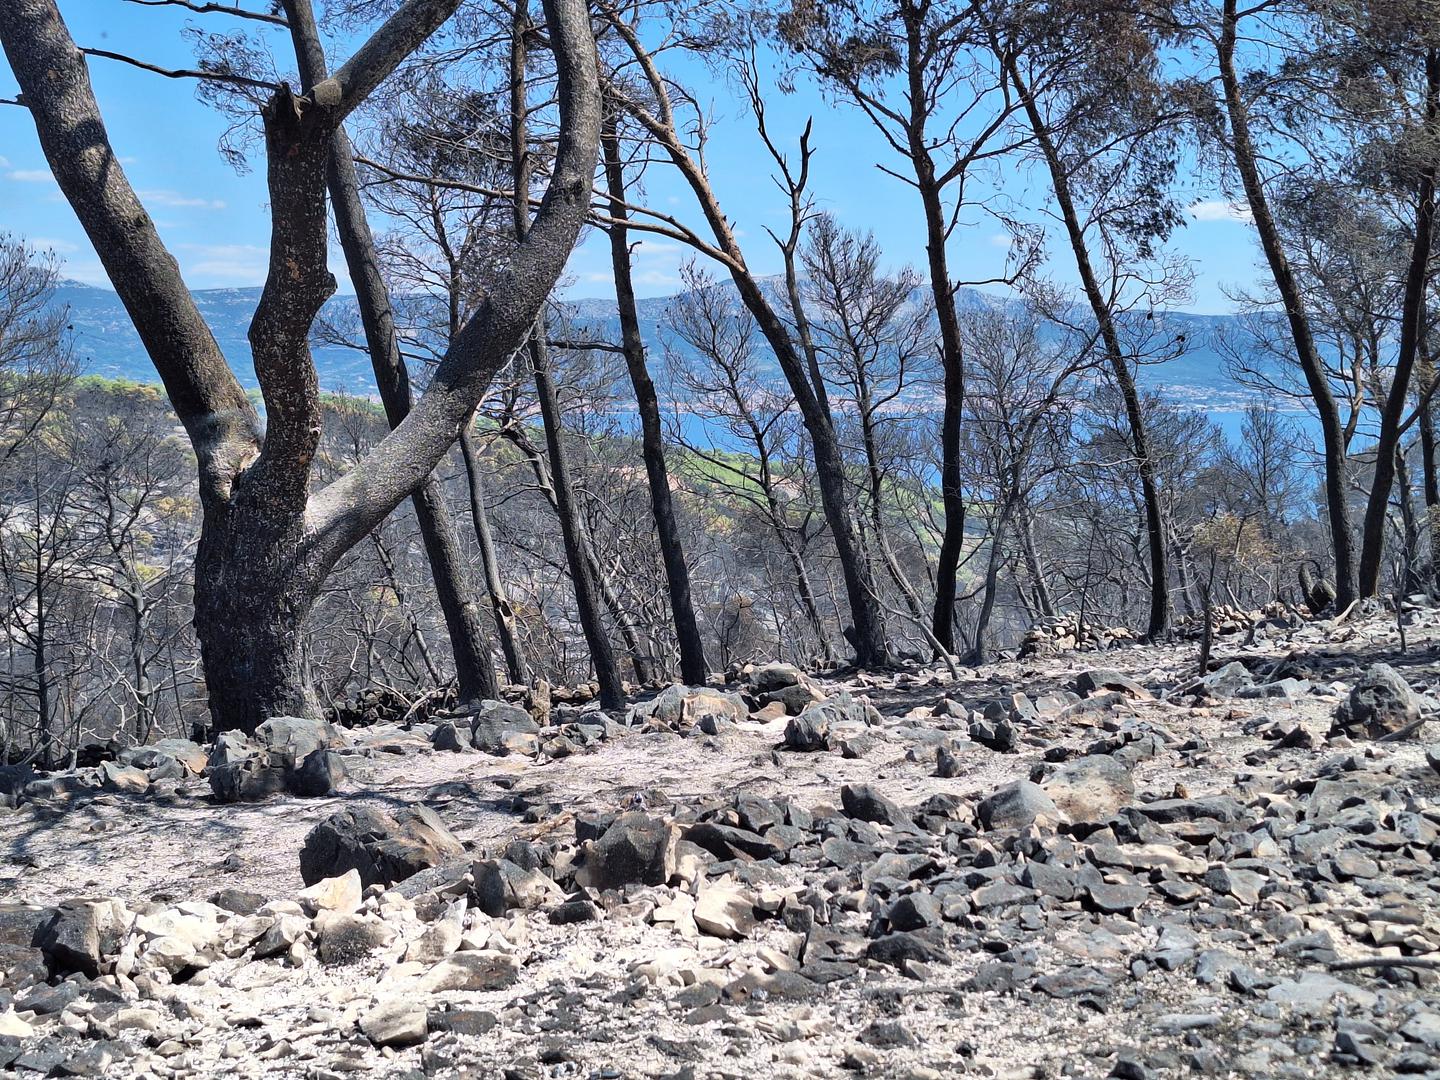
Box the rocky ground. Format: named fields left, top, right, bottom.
left=4, top=601, right=1440, bottom=1080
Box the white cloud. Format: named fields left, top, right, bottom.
left=8, top=169, right=55, bottom=183
left=1188, top=199, right=1253, bottom=224
left=139, top=189, right=227, bottom=210
left=632, top=268, right=681, bottom=288
left=176, top=242, right=268, bottom=283
left=29, top=237, right=80, bottom=255
left=0, top=156, right=11, bottom=169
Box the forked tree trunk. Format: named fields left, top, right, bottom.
left=602, top=113, right=709, bottom=685
left=1, top=0, right=601, bottom=733
left=285, top=0, right=498, bottom=703
left=191, top=500, right=322, bottom=733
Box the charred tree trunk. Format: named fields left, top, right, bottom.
left=1016, top=499, right=1056, bottom=619
left=1005, top=56, right=1169, bottom=640
left=903, top=40, right=967, bottom=656
left=601, top=16, right=889, bottom=667
left=969, top=498, right=1014, bottom=666
left=1217, top=0, right=1357, bottom=608
left=1358, top=49, right=1439, bottom=595
left=191, top=495, right=322, bottom=734
left=512, top=4, right=625, bottom=708
left=1418, top=345, right=1440, bottom=585
left=459, top=420, right=530, bottom=685
left=1, top=0, right=601, bottom=732
left=601, top=114, right=709, bottom=685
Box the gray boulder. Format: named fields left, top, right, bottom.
left=1333, top=663, right=1423, bottom=739
left=1042, top=755, right=1134, bottom=823
left=468, top=701, right=540, bottom=755
left=582, top=812, right=678, bottom=891
left=429, top=721, right=468, bottom=752
left=299, top=805, right=465, bottom=888
left=255, top=715, right=346, bottom=763
left=1073, top=670, right=1148, bottom=698
left=629, top=684, right=747, bottom=732
left=747, top=662, right=804, bottom=694
left=289, top=748, right=347, bottom=797
left=840, top=784, right=905, bottom=826
left=34, top=899, right=131, bottom=978
left=209, top=756, right=288, bottom=803
left=977, top=780, right=1062, bottom=831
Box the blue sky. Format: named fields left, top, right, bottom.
left=0, top=1, right=1260, bottom=312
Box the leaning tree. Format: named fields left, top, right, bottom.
left=0, top=0, right=601, bottom=733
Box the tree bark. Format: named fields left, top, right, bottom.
left=601, top=113, right=709, bottom=685
left=1216, top=0, right=1357, bottom=608
left=284, top=0, right=498, bottom=703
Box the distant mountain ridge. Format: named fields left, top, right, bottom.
left=53, top=279, right=1264, bottom=422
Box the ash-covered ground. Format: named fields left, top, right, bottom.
left=3, top=601, right=1440, bottom=1080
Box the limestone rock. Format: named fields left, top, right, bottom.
left=468, top=701, right=540, bottom=755
left=297, top=870, right=363, bottom=916
left=418, top=950, right=520, bottom=992
left=977, top=781, right=1063, bottom=831
left=254, top=715, right=346, bottom=763
left=470, top=858, right=565, bottom=917
left=289, top=748, right=347, bottom=797
left=315, top=911, right=395, bottom=965
left=208, top=756, right=288, bottom=803
left=359, top=999, right=427, bottom=1047
left=694, top=881, right=758, bottom=939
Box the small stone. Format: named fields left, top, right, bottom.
left=694, top=882, right=757, bottom=939
left=359, top=999, right=427, bottom=1048
left=297, top=870, right=362, bottom=915
left=977, top=781, right=1062, bottom=830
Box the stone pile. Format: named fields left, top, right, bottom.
left=1020, top=614, right=1138, bottom=658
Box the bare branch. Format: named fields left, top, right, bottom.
left=80, top=46, right=282, bottom=89
left=122, top=0, right=289, bottom=27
